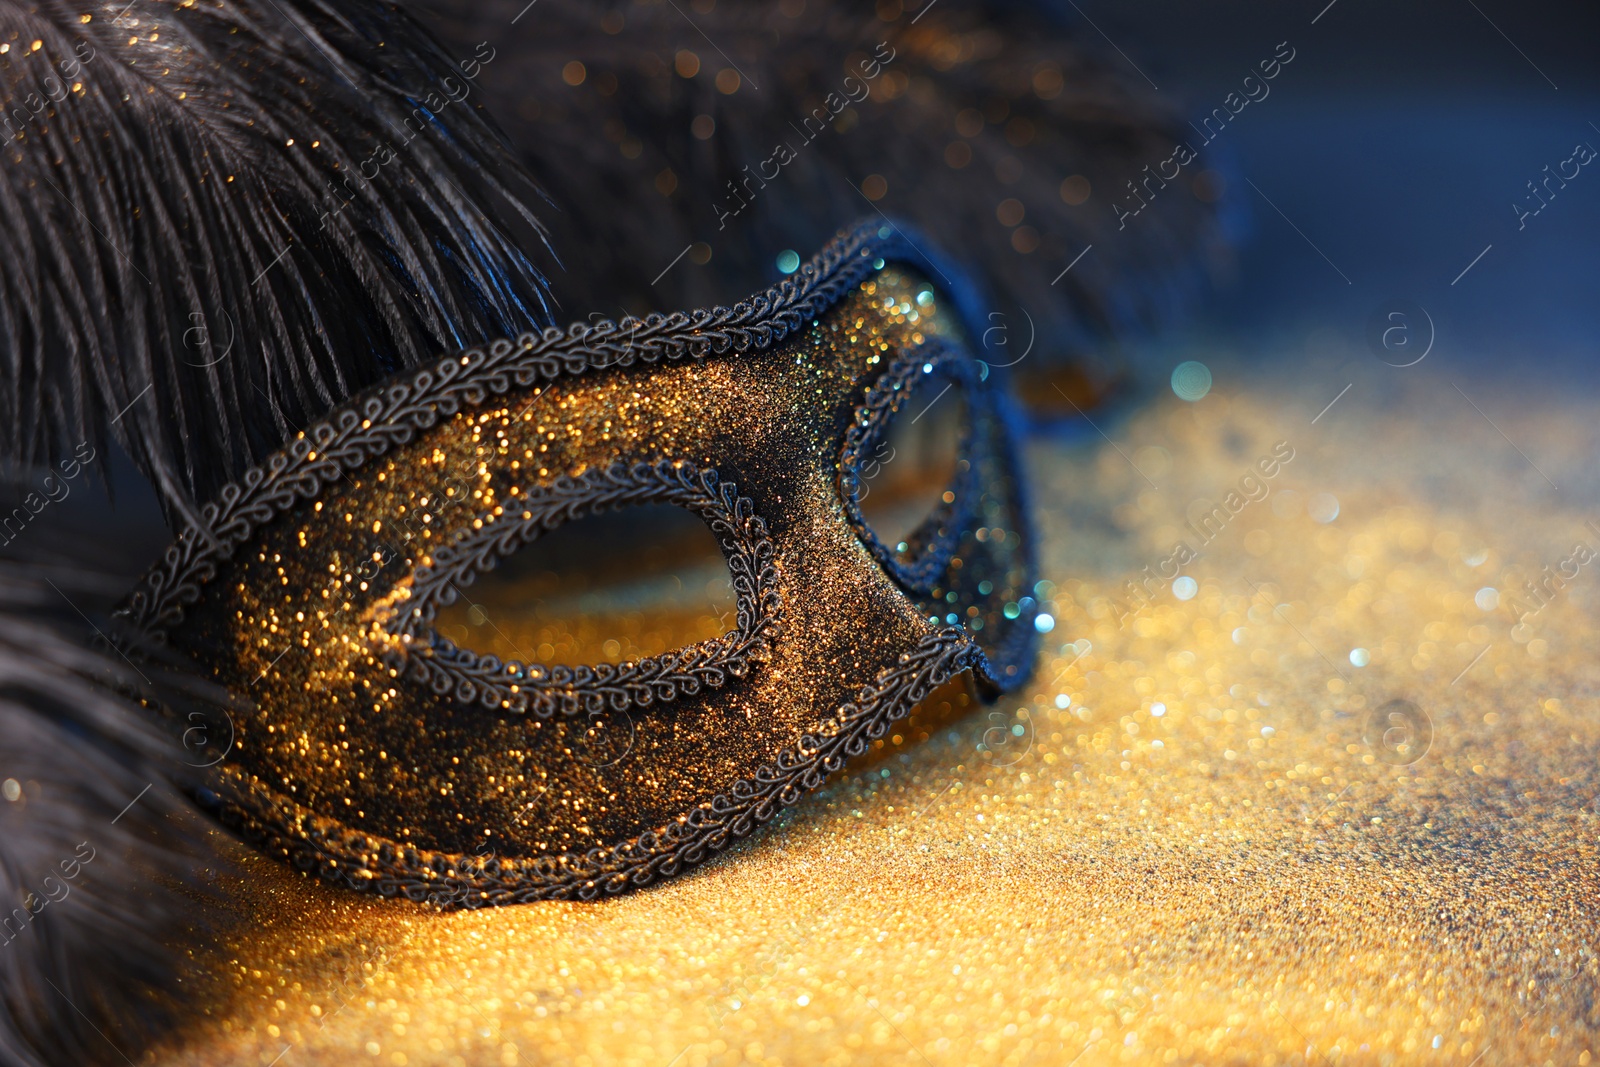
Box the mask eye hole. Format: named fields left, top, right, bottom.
left=371, top=461, right=781, bottom=718
left=430, top=503, right=737, bottom=667
left=858, top=378, right=967, bottom=559
left=840, top=342, right=977, bottom=594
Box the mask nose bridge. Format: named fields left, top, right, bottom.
left=704, top=333, right=959, bottom=660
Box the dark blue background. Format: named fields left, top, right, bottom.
left=1075, top=0, right=1600, bottom=383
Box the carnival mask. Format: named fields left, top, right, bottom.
left=121, top=220, right=1039, bottom=903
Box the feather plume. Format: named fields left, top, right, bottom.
left=0, top=0, right=555, bottom=508
left=413, top=0, right=1231, bottom=388
left=0, top=562, right=236, bottom=1067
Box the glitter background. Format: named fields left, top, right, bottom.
left=157, top=377, right=1600, bottom=1066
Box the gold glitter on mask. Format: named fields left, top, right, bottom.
left=122, top=222, right=1039, bottom=902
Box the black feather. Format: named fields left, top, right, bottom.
left=0, top=562, right=235, bottom=1067
left=0, top=0, right=555, bottom=508
left=412, top=0, right=1230, bottom=381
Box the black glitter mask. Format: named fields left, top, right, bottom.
left=120, top=221, right=1039, bottom=903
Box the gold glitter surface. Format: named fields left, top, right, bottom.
left=159, top=386, right=1600, bottom=1066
